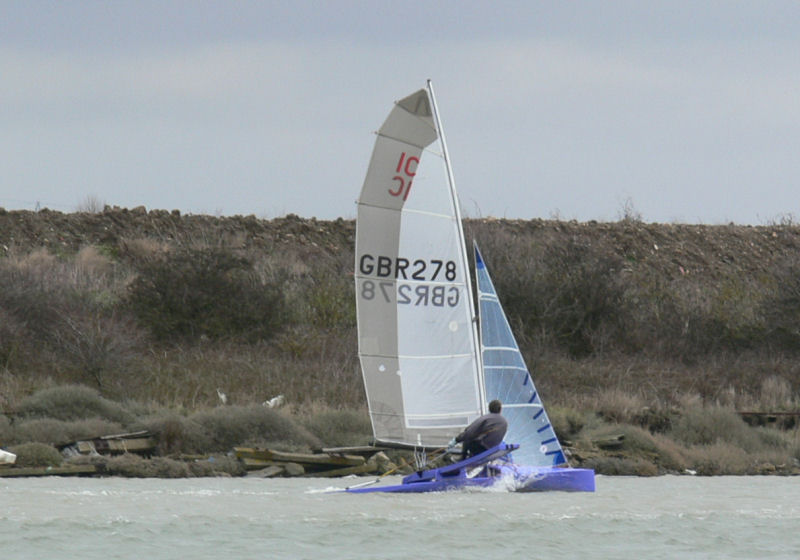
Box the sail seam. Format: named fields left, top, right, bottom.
left=374, top=131, right=430, bottom=150
left=355, top=200, right=456, bottom=221
left=361, top=353, right=475, bottom=360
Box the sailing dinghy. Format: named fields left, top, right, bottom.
left=348, top=81, right=594, bottom=493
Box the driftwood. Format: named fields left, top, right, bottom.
left=234, top=446, right=397, bottom=478
left=60, top=430, right=156, bottom=457
left=235, top=448, right=366, bottom=466
left=592, top=434, right=626, bottom=450
left=250, top=465, right=286, bottom=478
left=0, top=465, right=97, bottom=478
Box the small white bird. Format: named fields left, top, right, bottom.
left=216, top=388, right=228, bottom=405
left=264, top=394, right=285, bottom=408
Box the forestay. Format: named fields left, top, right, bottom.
left=355, top=85, right=483, bottom=448
left=474, top=244, right=567, bottom=466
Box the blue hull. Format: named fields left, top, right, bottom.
left=345, top=443, right=595, bottom=494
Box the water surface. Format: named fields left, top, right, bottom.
left=2, top=475, right=797, bottom=559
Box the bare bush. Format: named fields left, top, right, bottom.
left=49, top=310, right=145, bottom=391
left=0, top=415, right=12, bottom=443
left=490, top=236, right=625, bottom=356
left=763, top=254, right=800, bottom=350
left=76, top=194, right=105, bottom=214
left=127, top=247, right=287, bottom=342
left=0, top=307, right=25, bottom=369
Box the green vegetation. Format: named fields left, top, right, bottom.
left=1, top=208, right=800, bottom=476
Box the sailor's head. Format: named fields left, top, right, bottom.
left=488, top=400, right=502, bottom=413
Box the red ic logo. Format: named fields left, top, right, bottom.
left=388, top=152, right=418, bottom=201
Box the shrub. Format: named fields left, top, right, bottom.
left=581, top=456, right=658, bottom=476
left=189, top=405, right=321, bottom=452
left=547, top=405, right=600, bottom=442
left=0, top=248, right=140, bottom=390
left=14, top=385, right=135, bottom=424
left=300, top=407, right=372, bottom=447
left=494, top=237, right=625, bottom=356
left=299, top=269, right=355, bottom=329
left=80, top=452, right=246, bottom=478
left=0, top=415, right=12, bottom=444
left=137, top=413, right=210, bottom=455
left=0, top=307, right=25, bottom=368
left=0, top=257, right=65, bottom=341
left=127, top=247, right=287, bottom=342
left=668, top=404, right=776, bottom=454
left=104, top=453, right=191, bottom=478
left=48, top=311, right=145, bottom=391
left=582, top=423, right=687, bottom=472
left=763, top=254, right=800, bottom=351
left=10, top=418, right=123, bottom=446
left=685, top=442, right=754, bottom=475
left=8, top=442, right=62, bottom=468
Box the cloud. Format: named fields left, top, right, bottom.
left=2, top=10, right=800, bottom=223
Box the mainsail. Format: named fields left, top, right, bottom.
left=355, top=84, right=483, bottom=448
left=474, top=243, right=567, bottom=466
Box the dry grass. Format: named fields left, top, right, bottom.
left=591, top=388, right=648, bottom=424
left=10, top=418, right=123, bottom=446
left=296, top=402, right=372, bottom=447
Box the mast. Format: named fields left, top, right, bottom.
left=426, top=79, right=487, bottom=414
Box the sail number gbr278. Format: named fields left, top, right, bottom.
left=358, top=254, right=460, bottom=308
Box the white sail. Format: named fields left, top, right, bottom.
left=355, top=84, right=483, bottom=448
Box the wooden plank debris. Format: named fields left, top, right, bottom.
left=592, top=434, right=625, bottom=450
left=300, top=462, right=376, bottom=478
left=250, top=465, right=285, bottom=478
left=235, top=446, right=395, bottom=478
left=235, top=447, right=365, bottom=467
left=59, top=431, right=156, bottom=457
left=318, top=445, right=391, bottom=456
left=0, top=465, right=97, bottom=478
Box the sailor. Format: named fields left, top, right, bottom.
left=449, top=399, right=508, bottom=460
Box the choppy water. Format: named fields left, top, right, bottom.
left=2, top=475, right=798, bottom=559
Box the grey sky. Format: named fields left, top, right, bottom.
left=2, top=1, right=799, bottom=224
